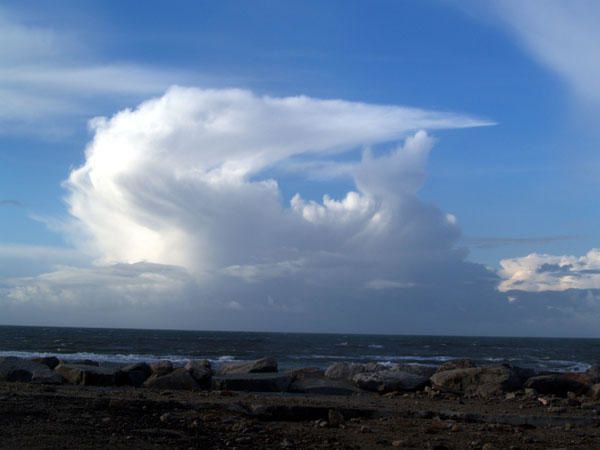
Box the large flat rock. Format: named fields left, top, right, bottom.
left=212, top=373, right=292, bottom=392
left=218, top=357, right=278, bottom=375
left=55, top=364, right=118, bottom=386
left=0, top=357, right=63, bottom=384
left=289, top=376, right=359, bottom=395
left=143, top=368, right=200, bottom=390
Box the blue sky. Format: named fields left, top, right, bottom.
left=2, top=1, right=600, bottom=335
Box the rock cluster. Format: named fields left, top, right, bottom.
left=3, top=355, right=600, bottom=402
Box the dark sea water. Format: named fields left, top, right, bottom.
left=0, top=325, right=598, bottom=373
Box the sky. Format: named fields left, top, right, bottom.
left=2, top=0, right=600, bottom=336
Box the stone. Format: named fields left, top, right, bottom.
left=31, top=356, right=61, bottom=370
left=589, top=383, right=600, bottom=400
left=435, top=359, right=476, bottom=373
left=218, top=357, right=277, bottom=375
left=327, top=409, right=345, bottom=427
left=185, top=359, right=212, bottom=386
left=524, top=374, right=589, bottom=397
left=353, top=370, right=429, bottom=393
left=429, top=366, right=522, bottom=398
left=143, top=368, right=199, bottom=390
left=288, top=376, right=359, bottom=395
left=150, top=360, right=173, bottom=376
left=72, top=359, right=100, bottom=367
left=287, top=367, right=324, bottom=379
left=55, top=364, right=117, bottom=386
left=324, top=362, right=384, bottom=380
left=212, top=373, right=292, bottom=392
left=116, top=362, right=152, bottom=387
left=393, top=364, right=437, bottom=378
left=0, top=357, right=63, bottom=384
left=586, top=365, right=600, bottom=383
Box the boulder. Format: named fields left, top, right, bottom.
left=393, top=364, right=437, bottom=378
left=31, top=356, right=61, bottom=370
left=324, top=362, right=383, bottom=380
left=55, top=364, right=117, bottom=386
left=212, top=373, right=292, bottom=392
left=586, top=365, right=600, bottom=384
left=524, top=374, right=590, bottom=397
left=289, top=376, right=359, bottom=395
left=71, top=359, right=100, bottom=367
left=116, top=362, right=152, bottom=387
left=353, top=370, right=429, bottom=393
left=143, top=368, right=199, bottom=390
left=435, top=359, right=476, bottom=373
left=0, top=357, right=63, bottom=384
left=218, top=357, right=277, bottom=375
left=430, top=366, right=522, bottom=398
left=287, top=367, right=324, bottom=379
left=150, top=360, right=173, bottom=377
left=590, top=383, right=600, bottom=400
left=185, top=360, right=212, bottom=387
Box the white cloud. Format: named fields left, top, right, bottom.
left=499, top=249, right=600, bottom=292
left=2, top=86, right=494, bottom=330
left=0, top=7, right=194, bottom=133
left=5, top=262, right=194, bottom=308
left=491, top=0, right=600, bottom=102
left=63, top=87, right=487, bottom=277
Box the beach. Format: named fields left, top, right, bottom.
left=2, top=354, right=600, bottom=449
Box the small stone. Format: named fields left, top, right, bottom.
left=451, top=423, right=462, bottom=432
left=392, top=440, right=406, bottom=448
left=159, top=413, right=172, bottom=423
left=327, top=409, right=344, bottom=427
left=360, top=425, right=372, bottom=433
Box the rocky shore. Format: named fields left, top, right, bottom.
left=1, top=355, right=600, bottom=448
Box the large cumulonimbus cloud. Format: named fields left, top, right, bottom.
left=65, top=86, right=486, bottom=282
left=3, top=87, right=510, bottom=332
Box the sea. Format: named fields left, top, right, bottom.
left=0, top=325, right=598, bottom=373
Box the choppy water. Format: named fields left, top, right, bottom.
left=0, top=325, right=598, bottom=373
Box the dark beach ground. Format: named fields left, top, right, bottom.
left=1, top=381, right=600, bottom=449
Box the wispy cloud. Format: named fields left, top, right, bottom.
left=0, top=199, right=22, bottom=207
left=490, top=0, right=600, bottom=103
left=0, top=7, right=197, bottom=135
left=467, top=235, right=577, bottom=249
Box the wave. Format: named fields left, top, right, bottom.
left=0, top=350, right=240, bottom=366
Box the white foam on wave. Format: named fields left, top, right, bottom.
left=0, top=350, right=239, bottom=366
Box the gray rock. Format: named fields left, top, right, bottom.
left=212, top=373, right=292, bottom=392
left=289, top=376, right=359, bottom=395
left=218, top=357, right=277, bottom=375
left=393, top=364, right=437, bottom=378
left=287, top=367, right=324, bottom=379
left=31, top=356, right=61, bottom=370
left=352, top=370, right=429, bottom=393
left=589, top=383, right=600, bottom=399
left=0, top=357, right=63, bottom=384
left=55, top=364, right=117, bottom=386
left=185, top=359, right=212, bottom=387
left=116, top=362, right=152, bottom=387
left=143, top=368, right=200, bottom=390
left=324, top=362, right=384, bottom=380
left=71, top=359, right=100, bottom=367
left=524, top=374, right=590, bottom=397
left=150, top=360, right=173, bottom=376
left=435, top=359, right=476, bottom=373
left=430, top=366, right=522, bottom=398
left=586, top=365, right=600, bottom=384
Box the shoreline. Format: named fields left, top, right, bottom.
left=1, top=355, right=600, bottom=448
